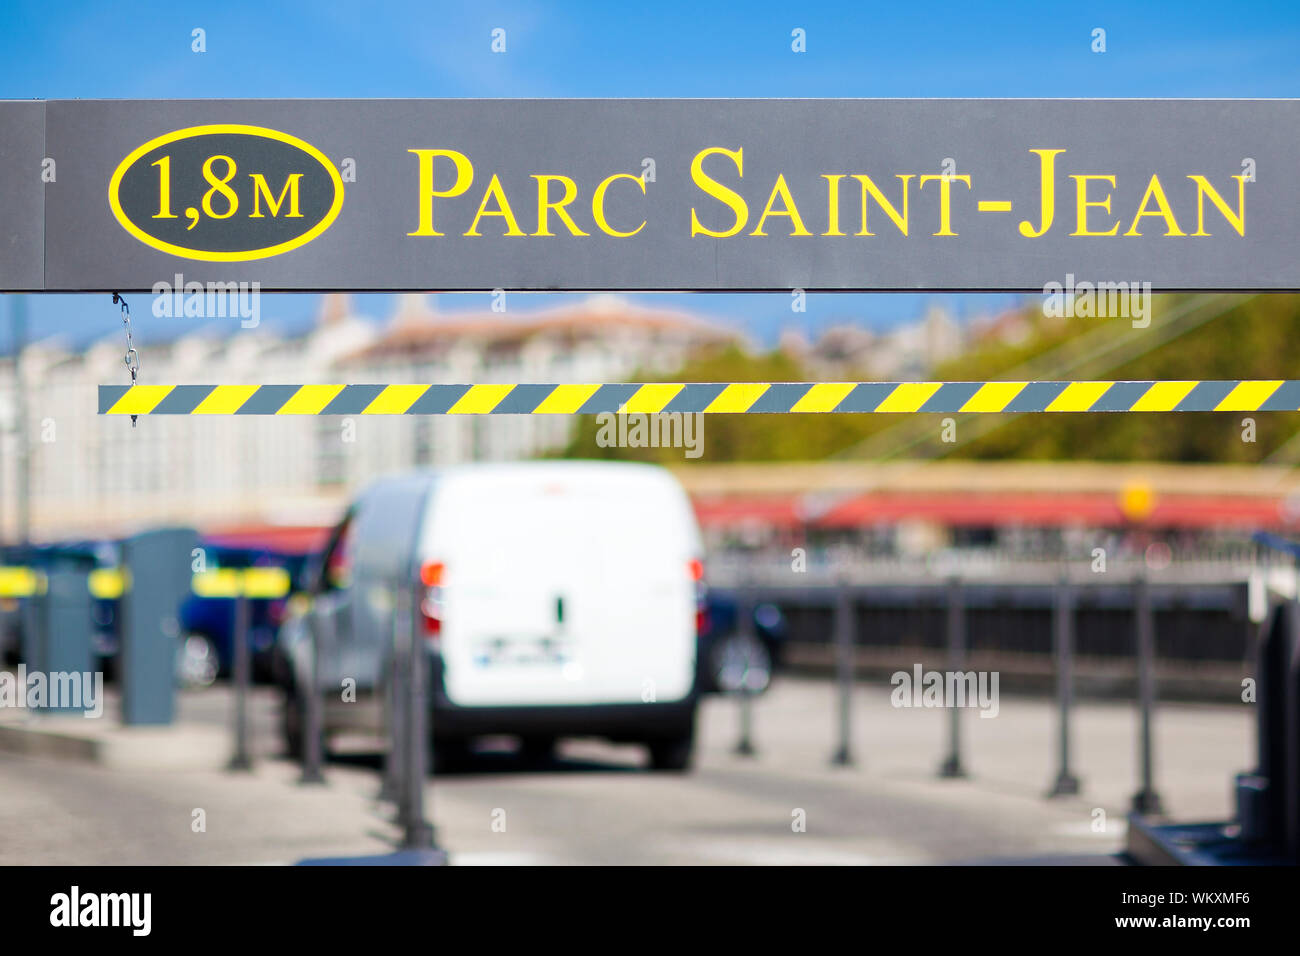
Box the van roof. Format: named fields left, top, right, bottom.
left=411, top=459, right=668, bottom=479
left=362, top=459, right=680, bottom=494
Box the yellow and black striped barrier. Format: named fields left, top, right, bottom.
left=99, top=381, right=1300, bottom=416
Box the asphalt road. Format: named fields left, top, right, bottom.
left=0, top=677, right=1252, bottom=865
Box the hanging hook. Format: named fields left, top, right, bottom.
left=113, top=293, right=139, bottom=427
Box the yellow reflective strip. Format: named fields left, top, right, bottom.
left=241, top=567, right=291, bottom=598
left=705, top=383, right=770, bottom=413
left=448, top=384, right=515, bottom=414
left=790, top=383, right=856, bottom=413
left=532, top=384, right=601, bottom=414
left=192, top=569, right=241, bottom=598
left=362, top=385, right=429, bottom=414
left=875, top=382, right=943, bottom=413
left=192, top=568, right=291, bottom=598
left=0, top=567, right=42, bottom=597
left=274, top=385, right=345, bottom=415
left=960, top=381, right=1028, bottom=413
left=1131, top=381, right=1198, bottom=412
left=1046, top=382, right=1113, bottom=412
left=107, top=386, right=173, bottom=415
left=1215, top=380, right=1283, bottom=411
left=620, top=383, right=684, bottom=414
left=88, top=567, right=127, bottom=600
left=192, top=385, right=260, bottom=414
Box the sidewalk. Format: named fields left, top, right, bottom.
left=0, top=677, right=1256, bottom=865
left=0, top=683, right=281, bottom=770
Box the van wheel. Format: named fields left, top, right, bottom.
left=519, top=736, right=557, bottom=768
left=177, top=633, right=220, bottom=688
left=647, top=735, right=694, bottom=772
left=430, top=738, right=471, bottom=775
left=711, top=632, right=772, bottom=695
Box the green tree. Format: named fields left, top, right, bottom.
left=560, top=295, right=1300, bottom=464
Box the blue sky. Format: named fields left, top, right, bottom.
left=3, top=0, right=1298, bottom=350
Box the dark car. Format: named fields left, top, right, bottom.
left=177, top=545, right=307, bottom=686
left=696, top=592, right=786, bottom=695
left=0, top=540, right=121, bottom=678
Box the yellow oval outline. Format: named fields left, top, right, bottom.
left=108, top=124, right=345, bottom=262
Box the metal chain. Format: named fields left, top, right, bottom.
left=112, top=293, right=139, bottom=427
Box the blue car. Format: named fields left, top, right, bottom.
left=0, top=540, right=121, bottom=677
left=177, top=546, right=307, bottom=687
left=696, top=592, right=786, bottom=694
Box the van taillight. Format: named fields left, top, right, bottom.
left=421, top=600, right=442, bottom=638
left=690, top=558, right=708, bottom=636
left=695, top=606, right=711, bottom=638
left=420, top=561, right=444, bottom=587
left=420, top=561, right=445, bottom=642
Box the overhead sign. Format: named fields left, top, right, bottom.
left=2, top=99, right=1296, bottom=292
left=0, top=102, right=45, bottom=291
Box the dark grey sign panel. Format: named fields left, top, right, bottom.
left=119, top=526, right=200, bottom=726
left=30, top=99, right=1300, bottom=292
left=0, top=101, right=46, bottom=291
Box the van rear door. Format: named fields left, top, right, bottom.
left=427, top=466, right=699, bottom=708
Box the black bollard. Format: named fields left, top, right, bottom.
left=733, top=585, right=757, bottom=757
left=938, top=576, right=968, bottom=779
left=1130, top=572, right=1164, bottom=815
left=400, top=583, right=438, bottom=852
left=830, top=584, right=855, bottom=766
left=382, top=588, right=410, bottom=809
left=1285, top=598, right=1300, bottom=861
left=227, top=592, right=252, bottom=772
left=297, top=611, right=326, bottom=785
left=1048, top=575, right=1081, bottom=797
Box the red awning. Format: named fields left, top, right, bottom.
left=694, top=491, right=1297, bottom=531
left=203, top=525, right=333, bottom=555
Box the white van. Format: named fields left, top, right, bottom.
left=280, top=461, right=705, bottom=771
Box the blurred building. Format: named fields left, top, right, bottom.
left=676, top=459, right=1300, bottom=564
left=0, top=294, right=739, bottom=539
left=787, top=303, right=967, bottom=380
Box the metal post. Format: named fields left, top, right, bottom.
left=830, top=584, right=855, bottom=766
left=41, top=567, right=93, bottom=716
left=938, top=576, right=968, bottom=778
left=733, top=585, right=756, bottom=757
left=1048, top=575, right=1081, bottom=796
left=227, top=592, right=252, bottom=771
left=119, top=527, right=197, bottom=726
left=297, top=611, right=325, bottom=785
left=400, top=583, right=437, bottom=852
left=381, top=590, right=410, bottom=806
left=12, top=294, right=29, bottom=547
left=19, top=582, right=46, bottom=700
left=1284, top=597, right=1300, bottom=860
left=1131, top=572, right=1163, bottom=815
